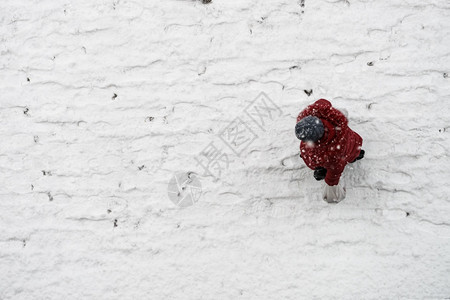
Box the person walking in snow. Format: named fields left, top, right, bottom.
left=295, top=99, right=364, bottom=202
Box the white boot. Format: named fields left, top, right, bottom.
left=322, top=182, right=346, bottom=203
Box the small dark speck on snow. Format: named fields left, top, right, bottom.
left=114, top=219, right=118, bottom=227
left=26, top=77, right=30, bottom=82
left=367, top=61, right=374, bottom=66
left=444, top=73, right=448, bottom=78
left=304, top=89, right=313, bottom=96
left=112, top=93, right=118, bottom=100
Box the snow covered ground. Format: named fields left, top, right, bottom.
left=1, top=0, right=450, bottom=298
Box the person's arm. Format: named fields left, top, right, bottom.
left=297, top=99, right=348, bottom=131
left=297, top=99, right=330, bottom=122
left=326, top=105, right=348, bottom=132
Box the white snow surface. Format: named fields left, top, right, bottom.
left=1, top=0, right=450, bottom=299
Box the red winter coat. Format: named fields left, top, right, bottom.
left=297, top=99, right=363, bottom=186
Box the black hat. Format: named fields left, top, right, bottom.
left=295, top=116, right=324, bottom=142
